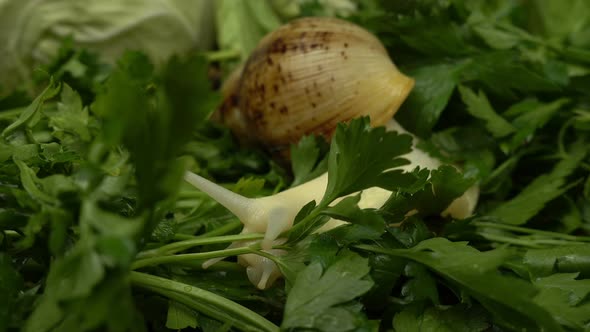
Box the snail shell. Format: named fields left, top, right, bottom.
left=216, top=17, right=415, bottom=156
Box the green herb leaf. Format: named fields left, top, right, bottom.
left=321, top=194, right=385, bottom=242
left=490, top=141, right=586, bottom=225
left=401, top=262, right=439, bottom=304
left=523, top=245, right=590, bottom=278
left=322, top=117, right=416, bottom=204
left=166, top=300, right=198, bottom=330
left=358, top=238, right=563, bottom=331
left=393, top=304, right=491, bottom=332
left=216, top=0, right=281, bottom=60
left=396, top=64, right=461, bottom=137
left=461, top=52, right=561, bottom=98
left=282, top=251, right=374, bottom=331
left=472, top=23, right=521, bottom=50
left=2, top=80, right=60, bottom=137
left=0, top=254, right=23, bottom=332
left=382, top=165, right=475, bottom=220
left=290, top=135, right=328, bottom=188
left=505, top=98, right=569, bottom=151
left=458, top=85, right=515, bottom=138
left=14, top=160, right=58, bottom=206
left=533, top=273, right=590, bottom=330
left=49, top=84, right=91, bottom=141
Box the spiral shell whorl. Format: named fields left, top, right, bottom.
left=219, top=17, right=414, bottom=155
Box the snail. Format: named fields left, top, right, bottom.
left=185, top=17, right=479, bottom=289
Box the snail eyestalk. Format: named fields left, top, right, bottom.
left=183, top=171, right=321, bottom=250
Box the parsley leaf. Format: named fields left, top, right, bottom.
left=522, top=245, right=590, bottom=278
left=358, top=238, right=563, bottom=331
left=382, top=165, right=475, bottom=220
left=529, top=0, right=590, bottom=45
left=1, top=80, right=60, bottom=138
left=322, top=195, right=386, bottom=244
left=166, top=301, right=198, bottom=330
left=393, top=304, right=491, bottom=332
left=322, top=117, right=415, bottom=204
left=290, top=135, right=329, bottom=188
left=48, top=84, right=91, bottom=142
left=461, top=51, right=562, bottom=98
left=0, top=254, right=23, bottom=331
left=288, top=117, right=423, bottom=242
left=282, top=251, right=374, bottom=331
left=504, top=98, right=569, bottom=152
left=490, top=141, right=586, bottom=225
left=472, top=23, right=521, bottom=50
left=401, top=262, right=439, bottom=304
left=533, top=273, right=590, bottom=330
left=396, top=64, right=462, bottom=137
left=458, top=85, right=515, bottom=138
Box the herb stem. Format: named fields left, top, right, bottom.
left=175, top=214, right=235, bottom=227
left=203, top=49, right=241, bottom=62
left=521, top=239, right=590, bottom=246
left=196, top=220, right=243, bottom=238
left=137, top=232, right=263, bottom=258
left=132, top=246, right=258, bottom=270
left=476, top=233, right=545, bottom=248
left=172, top=260, right=245, bottom=271
left=3, top=230, right=21, bottom=238
left=284, top=202, right=327, bottom=240
left=0, top=107, right=27, bottom=119
left=130, top=272, right=279, bottom=332
left=473, top=221, right=590, bottom=242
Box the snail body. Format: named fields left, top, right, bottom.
left=184, top=119, right=479, bottom=289
left=217, top=17, right=414, bottom=156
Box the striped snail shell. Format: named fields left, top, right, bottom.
left=216, top=17, right=414, bottom=157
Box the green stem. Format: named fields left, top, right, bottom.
left=132, top=246, right=258, bottom=270
left=3, top=230, right=21, bottom=238
left=476, top=233, right=545, bottom=249
left=521, top=239, right=590, bottom=246
left=496, top=22, right=553, bottom=48
left=137, top=232, right=263, bottom=258
left=284, top=203, right=327, bottom=240
left=175, top=214, right=210, bottom=226
left=203, top=49, right=241, bottom=62
left=473, top=221, right=590, bottom=242
left=196, top=220, right=243, bottom=238
left=0, top=107, right=27, bottom=119
left=175, top=201, right=207, bottom=209
left=130, top=272, right=279, bottom=332
left=173, top=260, right=245, bottom=271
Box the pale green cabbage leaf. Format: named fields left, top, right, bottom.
left=0, top=0, right=215, bottom=92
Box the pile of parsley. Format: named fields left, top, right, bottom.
left=2, top=1, right=590, bottom=331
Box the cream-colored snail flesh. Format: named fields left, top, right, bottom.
left=185, top=17, right=479, bottom=289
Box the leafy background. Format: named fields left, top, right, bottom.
left=1, top=0, right=590, bottom=331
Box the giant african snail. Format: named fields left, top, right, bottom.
left=186, top=17, right=479, bottom=289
